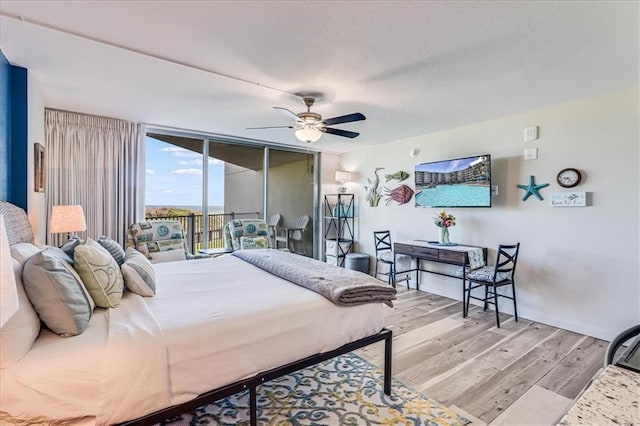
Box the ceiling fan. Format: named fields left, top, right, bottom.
left=247, top=97, right=366, bottom=143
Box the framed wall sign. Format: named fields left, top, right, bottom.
left=550, top=192, right=587, bottom=207
left=34, top=143, right=45, bottom=193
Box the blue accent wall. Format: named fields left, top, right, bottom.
left=0, top=49, right=28, bottom=210
left=0, top=51, right=10, bottom=202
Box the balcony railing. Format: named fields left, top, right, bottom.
left=144, top=211, right=260, bottom=254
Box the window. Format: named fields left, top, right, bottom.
left=144, top=131, right=318, bottom=256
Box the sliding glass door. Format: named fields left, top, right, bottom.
left=145, top=130, right=317, bottom=257
left=209, top=141, right=264, bottom=248
left=267, top=148, right=315, bottom=256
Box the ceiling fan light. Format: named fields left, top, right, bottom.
left=295, top=127, right=322, bottom=143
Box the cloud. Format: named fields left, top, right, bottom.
left=146, top=169, right=155, bottom=174
left=176, top=158, right=224, bottom=167
left=171, top=168, right=202, bottom=176
left=160, top=146, right=200, bottom=158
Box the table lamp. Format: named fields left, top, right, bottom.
left=49, top=205, right=87, bottom=238
left=0, top=214, right=19, bottom=327
left=335, top=171, right=353, bottom=194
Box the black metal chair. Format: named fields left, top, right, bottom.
left=373, top=230, right=411, bottom=288
left=605, top=324, right=640, bottom=368
left=464, top=243, right=520, bottom=327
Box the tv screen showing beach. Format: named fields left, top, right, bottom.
left=414, top=155, right=491, bottom=208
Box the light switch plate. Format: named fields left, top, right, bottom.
left=491, top=185, right=499, bottom=196
left=524, top=147, right=538, bottom=160
left=524, top=126, right=539, bottom=142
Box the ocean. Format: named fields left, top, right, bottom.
left=145, top=205, right=225, bottom=214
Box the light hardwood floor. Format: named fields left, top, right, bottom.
left=356, top=288, right=607, bottom=425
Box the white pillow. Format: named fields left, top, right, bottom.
left=10, top=242, right=42, bottom=266
left=149, top=249, right=186, bottom=264
left=121, top=248, right=156, bottom=297
left=0, top=259, right=40, bottom=369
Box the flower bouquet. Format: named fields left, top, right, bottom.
left=433, top=211, right=456, bottom=245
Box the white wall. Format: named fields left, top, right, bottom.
left=224, top=163, right=263, bottom=216
left=266, top=158, right=314, bottom=254
left=319, top=152, right=341, bottom=255
left=337, top=87, right=639, bottom=341
left=27, top=73, right=45, bottom=243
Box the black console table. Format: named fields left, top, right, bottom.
left=394, top=240, right=488, bottom=317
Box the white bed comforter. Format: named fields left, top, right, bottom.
left=0, top=293, right=170, bottom=425
left=1, top=255, right=383, bottom=425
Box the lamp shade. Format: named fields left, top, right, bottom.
left=335, top=171, right=353, bottom=183
left=295, top=127, right=322, bottom=143
left=0, top=214, right=19, bottom=327
left=49, top=205, right=87, bottom=234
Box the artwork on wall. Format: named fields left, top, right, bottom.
left=384, top=184, right=414, bottom=205
left=550, top=192, right=587, bottom=207
left=516, top=175, right=549, bottom=201
left=34, top=143, right=45, bottom=193
left=384, top=170, right=410, bottom=182
left=364, top=167, right=384, bottom=207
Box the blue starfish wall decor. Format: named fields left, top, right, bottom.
left=517, top=175, right=550, bottom=201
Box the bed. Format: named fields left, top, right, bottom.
left=0, top=201, right=394, bottom=425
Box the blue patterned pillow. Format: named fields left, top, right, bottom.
left=240, top=236, right=269, bottom=250
left=60, top=236, right=84, bottom=258
left=98, top=236, right=126, bottom=266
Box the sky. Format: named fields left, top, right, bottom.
left=415, top=155, right=487, bottom=173
left=145, top=136, right=224, bottom=207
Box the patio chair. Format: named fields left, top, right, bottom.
left=276, top=215, right=310, bottom=255
left=267, top=214, right=282, bottom=248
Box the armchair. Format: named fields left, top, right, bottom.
left=224, top=219, right=270, bottom=251
left=126, top=220, right=208, bottom=263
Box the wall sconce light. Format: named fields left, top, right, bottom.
left=335, top=171, right=353, bottom=194
left=49, top=205, right=87, bottom=238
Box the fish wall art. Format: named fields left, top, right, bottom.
left=385, top=170, right=410, bottom=182
left=384, top=184, right=414, bottom=205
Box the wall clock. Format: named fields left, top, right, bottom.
left=556, top=168, right=582, bottom=188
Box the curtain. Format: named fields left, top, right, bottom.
left=45, top=109, right=143, bottom=247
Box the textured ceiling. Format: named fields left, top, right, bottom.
left=0, top=1, right=637, bottom=153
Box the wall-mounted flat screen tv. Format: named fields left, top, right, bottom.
left=414, top=154, right=491, bottom=208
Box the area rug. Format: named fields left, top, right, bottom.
left=160, top=352, right=469, bottom=425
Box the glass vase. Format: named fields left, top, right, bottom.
left=439, top=227, right=450, bottom=245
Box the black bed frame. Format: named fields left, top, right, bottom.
left=119, top=328, right=392, bottom=426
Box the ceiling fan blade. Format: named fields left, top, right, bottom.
left=273, top=107, right=301, bottom=122
left=324, top=127, right=360, bottom=139
left=323, top=112, right=366, bottom=126
left=246, top=125, right=294, bottom=130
